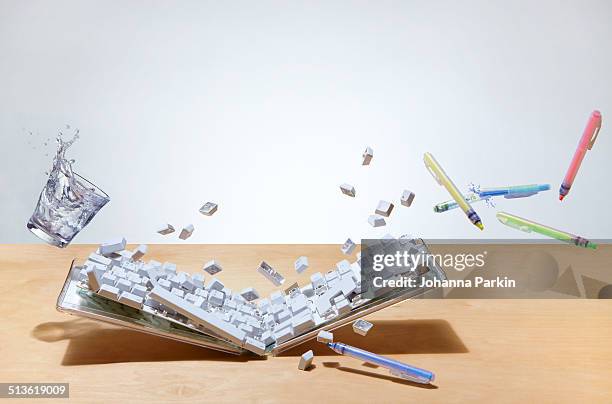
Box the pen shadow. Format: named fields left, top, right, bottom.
left=278, top=319, right=468, bottom=357
left=31, top=319, right=262, bottom=366
left=321, top=361, right=438, bottom=389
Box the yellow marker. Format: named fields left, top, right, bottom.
left=423, top=152, right=484, bottom=230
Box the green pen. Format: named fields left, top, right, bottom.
left=434, top=193, right=485, bottom=213
left=496, top=211, right=597, bottom=249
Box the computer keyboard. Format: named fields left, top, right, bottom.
left=67, top=237, right=441, bottom=355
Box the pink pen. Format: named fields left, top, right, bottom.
left=559, top=110, right=602, bottom=201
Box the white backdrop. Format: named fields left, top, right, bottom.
left=1, top=0, right=611, bottom=244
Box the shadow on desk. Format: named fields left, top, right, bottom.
left=277, top=319, right=468, bottom=357
left=321, top=361, right=438, bottom=389
left=32, top=319, right=261, bottom=366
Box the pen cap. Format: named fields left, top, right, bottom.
left=588, top=110, right=602, bottom=150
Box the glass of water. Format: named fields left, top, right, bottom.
left=27, top=172, right=110, bottom=248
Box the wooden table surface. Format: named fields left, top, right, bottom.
left=1, top=244, right=611, bottom=403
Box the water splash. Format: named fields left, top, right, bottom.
left=468, top=183, right=494, bottom=208
left=27, top=128, right=109, bottom=247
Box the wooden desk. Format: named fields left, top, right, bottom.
left=1, top=244, right=611, bottom=403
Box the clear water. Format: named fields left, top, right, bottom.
left=27, top=129, right=110, bottom=247
left=468, top=183, right=495, bottom=208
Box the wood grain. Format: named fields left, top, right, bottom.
left=0, top=244, right=611, bottom=403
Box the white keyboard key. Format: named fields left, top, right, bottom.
left=335, top=298, right=351, bottom=315
left=157, top=224, right=175, bottom=235
left=301, top=284, right=314, bottom=298
left=127, top=272, right=142, bottom=285
left=191, top=273, right=204, bottom=289
left=116, top=278, right=132, bottom=293
left=184, top=293, right=197, bottom=303
left=276, top=309, right=291, bottom=323
left=131, top=244, right=148, bottom=261
left=292, top=312, right=315, bottom=334
left=202, top=260, right=223, bottom=275
left=294, top=256, right=309, bottom=274
left=178, top=224, right=195, bottom=240
left=340, top=183, right=356, bottom=197
left=273, top=327, right=294, bottom=344
left=98, top=284, right=120, bottom=301
left=208, top=290, right=225, bottom=307
left=362, top=146, right=373, bottom=165
left=401, top=189, right=415, bottom=207
left=171, top=287, right=185, bottom=298
left=101, top=272, right=117, bottom=287
left=193, top=296, right=206, bottom=309
left=290, top=294, right=309, bottom=316
left=368, top=214, right=386, bottom=227
left=352, top=319, right=374, bottom=336
left=310, top=272, right=325, bottom=289
left=375, top=200, right=394, bottom=217
left=341, top=238, right=356, bottom=255
left=77, top=267, right=88, bottom=282
left=180, top=274, right=196, bottom=292
left=240, top=287, right=260, bottom=302
left=110, top=266, right=127, bottom=279
left=224, top=300, right=238, bottom=311
left=86, top=266, right=102, bottom=291
left=87, top=253, right=113, bottom=268
left=257, top=301, right=270, bottom=315
left=269, top=291, right=285, bottom=306
left=99, top=237, right=127, bottom=256
left=207, top=278, right=224, bottom=291
left=325, top=271, right=339, bottom=283
left=244, top=337, right=266, bottom=355
left=148, top=285, right=246, bottom=346
left=195, top=288, right=208, bottom=299
left=256, top=261, right=285, bottom=286
left=131, top=284, right=148, bottom=298
left=118, top=291, right=144, bottom=309
left=238, top=323, right=254, bottom=336
left=336, top=259, right=352, bottom=273
left=317, top=330, right=334, bottom=344
left=199, top=202, right=218, bottom=216
left=298, top=350, right=314, bottom=370
left=260, top=330, right=275, bottom=346
left=157, top=278, right=172, bottom=291
left=162, top=262, right=177, bottom=275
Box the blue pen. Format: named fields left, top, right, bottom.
left=327, top=342, right=435, bottom=384
left=478, top=184, right=550, bottom=199
left=434, top=184, right=551, bottom=213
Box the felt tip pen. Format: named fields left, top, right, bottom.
left=424, top=152, right=484, bottom=230
left=327, top=342, right=435, bottom=384
left=434, top=193, right=484, bottom=213
left=496, top=211, right=597, bottom=249
left=559, top=110, right=602, bottom=201
left=434, top=184, right=550, bottom=213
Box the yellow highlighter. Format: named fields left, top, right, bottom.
left=424, top=152, right=484, bottom=230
